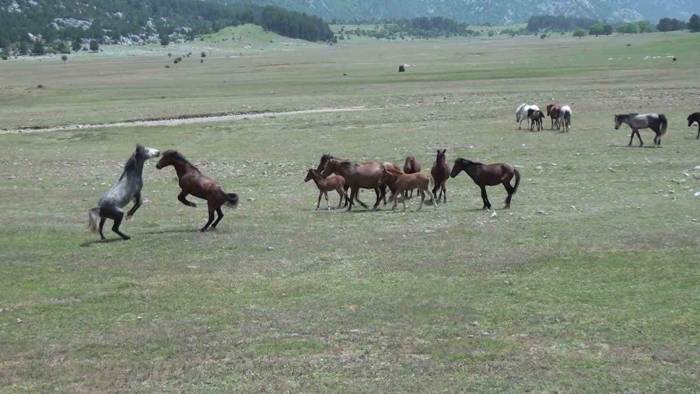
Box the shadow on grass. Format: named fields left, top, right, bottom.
left=608, top=144, right=664, bottom=149
left=79, top=238, right=125, bottom=247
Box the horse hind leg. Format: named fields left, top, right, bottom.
left=98, top=217, right=107, bottom=240
left=636, top=130, right=644, bottom=147
left=503, top=182, right=514, bottom=209
left=201, top=206, right=216, bottom=232
left=211, top=207, right=224, bottom=229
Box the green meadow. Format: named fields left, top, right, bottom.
left=1, top=32, right=699, bottom=391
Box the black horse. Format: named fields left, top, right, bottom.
left=688, top=112, right=700, bottom=139
left=450, top=158, right=520, bottom=210
left=88, top=145, right=161, bottom=240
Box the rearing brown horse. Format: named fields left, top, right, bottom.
left=156, top=150, right=239, bottom=231
left=450, top=158, right=520, bottom=209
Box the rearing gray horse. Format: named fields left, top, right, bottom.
left=88, top=144, right=160, bottom=240
left=614, top=113, right=668, bottom=147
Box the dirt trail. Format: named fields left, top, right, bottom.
left=1, top=107, right=375, bottom=135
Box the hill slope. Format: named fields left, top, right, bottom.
left=224, top=0, right=699, bottom=24
left=0, top=0, right=334, bottom=51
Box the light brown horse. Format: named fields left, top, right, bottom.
left=450, top=158, right=520, bottom=209
left=546, top=103, right=561, bottom=130
left=382, top=167, right=435, bottom=210
left=322, top=158, right=386, bottom=211
left=156, top=150, right=238, bottom=231
left=403, top=156, right=421, bottom=198
left=304, top=168, right=348, bottom=209
left=431, top=149, right=450, bottom=203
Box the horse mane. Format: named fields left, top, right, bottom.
left=119, top=154, right=137, bottom=180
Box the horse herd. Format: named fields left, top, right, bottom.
left=519, top=103, right=700, bottom=147
left=87, top=107, right=700, bottom=241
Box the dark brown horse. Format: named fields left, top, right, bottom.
left=528, top=109, right=545, bottom=131
left=322, top=158, right=386, bottom=211
left=430, top=149, right=450, bottom=203
left=304, top=168, right=348, bottom=209
left=402, top=156, right=421, bottom=198
left=546, top=103, right=561, bottom=130
left=450, top=158, right=520, bottom=209
left=156, top=150, right=238, bottom=231
left=688, top=112, right=700, bottom=139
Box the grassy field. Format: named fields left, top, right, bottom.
left=1, top=32, right=699, bottom=391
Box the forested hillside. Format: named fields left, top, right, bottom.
left=0, top=0, right=334, bottom=56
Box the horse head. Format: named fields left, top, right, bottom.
left=304, top=169, right=315, bottom=182
left=450, top=158, right=469, bottom=178
left=134, top=144, right=160, bottom=161
left=614, top=115, right=625, bottom=130
left=156, top=150, right=185, bottom=169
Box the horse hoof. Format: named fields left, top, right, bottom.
left=121, top=236, right=131, bottom=241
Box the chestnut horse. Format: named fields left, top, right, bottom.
left=156, top=150, right=239, bottom=231
left=431, top=149, right=450, bottom=203
left=402, top=156, right=421, bottom=198
left=322, top=158, right=386, bottom=211
left=382, top=167, right=435, bottom=211
left=304, top=168, right=348, bottom=209
left=318, top=154, right=398, bottom=206
left=450, top=158, right=520, bottom=209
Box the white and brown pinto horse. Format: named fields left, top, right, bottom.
left=516, top=103, right=540, bottom=129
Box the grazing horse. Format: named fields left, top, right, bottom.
left=88, top=145, right=161, bottom=240
left=688, top=112, right=700, bottom=139
left=450, top=158, right=520, bottom=209
left=546, top=103, right=561, bottom=130
left=304, top=168, right=348, bottom=209
left=528, top=109, right=545, bottom=131
left=516, top=103, right=540, bottom=129
left=614, top=113, right=668, bottom=147
left=382, top=167, right=435, bottom=211
left=403, top=156, right=421, bottom=198
left=431, top=149, right=450, bottom=203
left=156, top=150, right=239, bottom=231
left=558, top=105, right=572, bottom=132
left=322, top=159, right=385, bottom=211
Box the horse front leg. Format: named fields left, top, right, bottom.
left=628, top=129, right=635, bottom=146
left=480, top=186, right=491, bottom=210
left=125, top=192, right=142, bottom=220
left=316, top=191, right=323, bottom=210
left=178, top=191, right=197, bottom=207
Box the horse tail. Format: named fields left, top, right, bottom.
left=225, top=192, right=239, bottom=208
left=88, top=207, right=100, bottom=233
left=659, top=114, right=668, bottom=136
left=512, top=169, right=521, bottom=194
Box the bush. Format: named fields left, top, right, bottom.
left=689, top=14, right=700, bottom=32
left=201, top=51, right=206, bottom=58
left=89, top=40, right=99, bottom=52
left=71, top=39, right=82, bottom=52
left=657, top=17, right=686, bottom=32
left=573, top=29, right=586, bottom=38
left=32, top=41, right=45, bottom=56
left=61, top=55, right=68, bottom=62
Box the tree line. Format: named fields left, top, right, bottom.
left=527, top=14, right=700, bottom=36
left=337, top=17, right=480, bottom=40
left=0, top=0, right=335, bottom=57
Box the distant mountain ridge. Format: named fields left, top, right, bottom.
left=228, top=0, right=699, bottom=24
